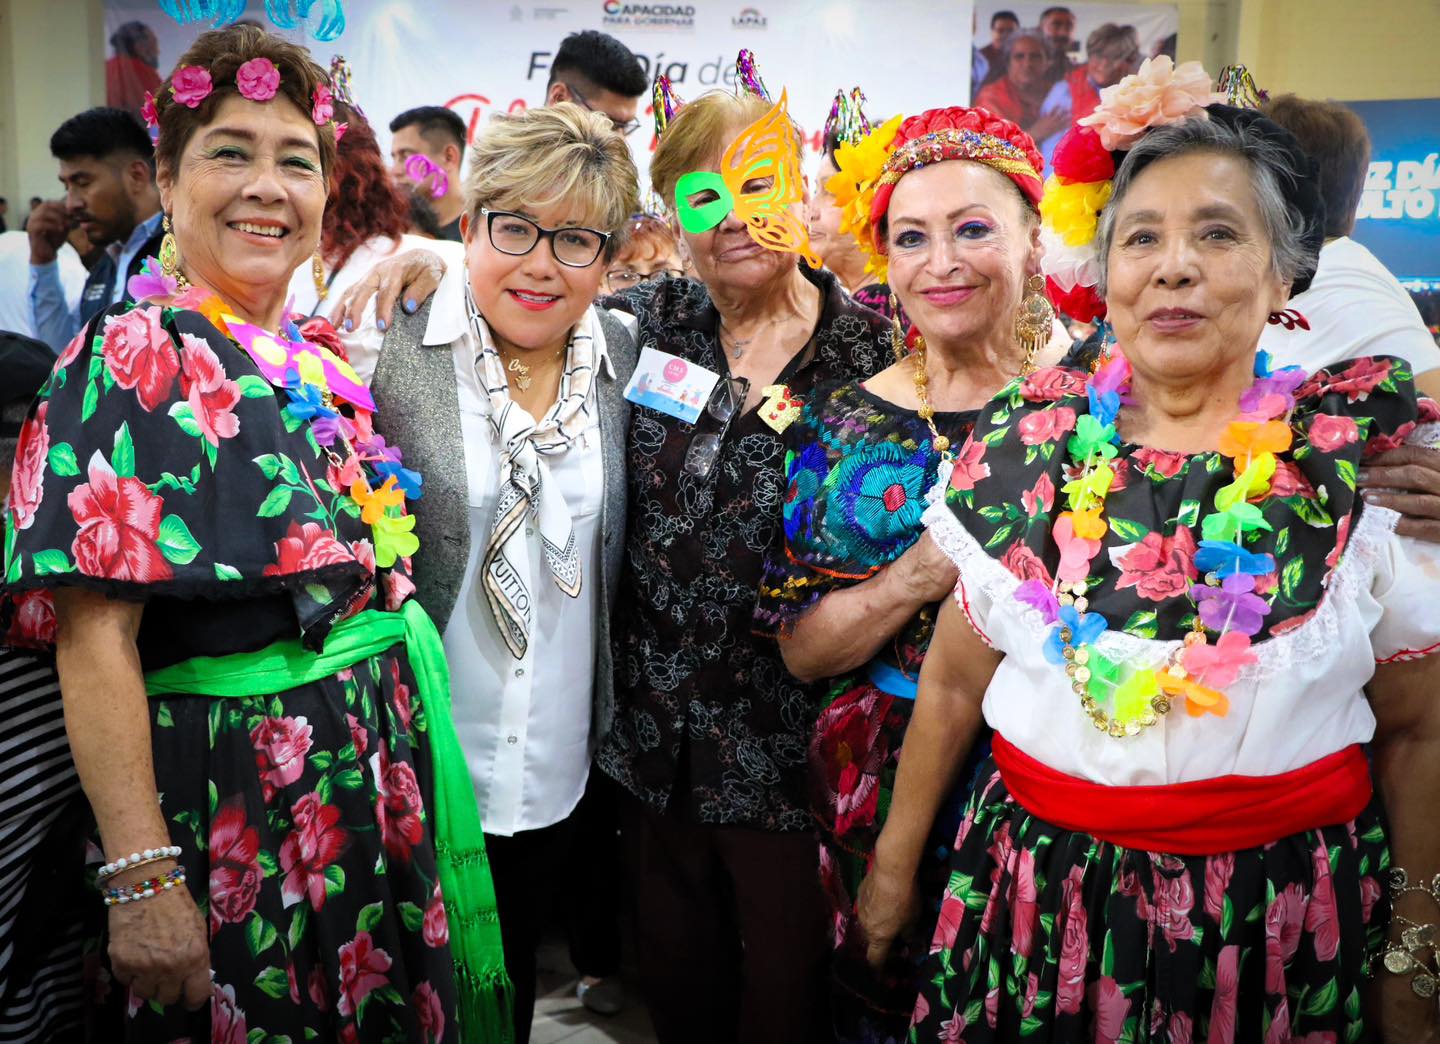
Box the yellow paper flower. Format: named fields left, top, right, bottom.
left=826, top=114, right=904, bottom=281
left=1039, top=175, right=1114, bottom=247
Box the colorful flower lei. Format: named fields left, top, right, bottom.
left=1019, top=348, right=1308, bottom=738
left=128, top=260, right=421, bottom=569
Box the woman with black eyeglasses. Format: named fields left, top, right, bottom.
left=356, top=103, right=639, bottom=1044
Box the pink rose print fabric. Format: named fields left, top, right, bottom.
left=2, top=299, right=450, bottom=1040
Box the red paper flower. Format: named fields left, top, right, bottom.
left=1046, top=276, right=1107, bottom=323
left=1051, top=126, right=1115, bottom=185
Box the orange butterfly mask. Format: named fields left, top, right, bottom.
left=671, top=89, right=821, bottom=268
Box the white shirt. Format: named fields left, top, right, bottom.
left=0, top=233, right=86, bottom=344
left=924, top=496, right=1440, bottom=786
left=420, top=266, right=607, bottom=836
left=1259, top=236, right=1440, bottom=375
left=288, top=234, right=464, bottom=381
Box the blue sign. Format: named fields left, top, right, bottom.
left=1346, top=98, right=1440, bottom=288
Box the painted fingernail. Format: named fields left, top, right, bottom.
left=1356, top=469, right=1370, bottom=483
left=343, top=318, right=354, bottom=332
left=376, top=318, right=387, bottom=332
left=1362, top=490, right=1378, bottom=502
left=404, top=297, right=417, bottom=313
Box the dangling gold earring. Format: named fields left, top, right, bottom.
left=889, top=293, right=906, bottom=365
left=159, top=214, right=180, bottom=278
left=312, top=254, right=328, bottom=302
left=1014, top=274, right=1053, bottom=377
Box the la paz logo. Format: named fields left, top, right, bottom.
left=733, top=5, right=766, bottom=27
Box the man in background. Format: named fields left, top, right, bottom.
left=28, top=107, right=163, bottom=353
left=543, top=30, right=648, bottom=137
left=1258, top=93, right=1440, bottom=394
left=106, top=20, right=162, bottom=120
left=974, top=9, right=1020, bottom=88
left=389, top=106, right=469, bottom=242
left=1038, top=5, right=1079, bottom=85
left=0, top=199, right=8, bottom=234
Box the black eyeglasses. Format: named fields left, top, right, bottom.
left=605, top=267, right=685, bottom=293
left=683, top=376, right=750, bottom=479
left=480, top=208, right=610, bottom=268
left=564, top=82, right=642, bottom=137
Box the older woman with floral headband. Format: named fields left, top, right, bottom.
left=862, top=59, right=1440, bottom=1041
left=2, top=26, right=509, bottom=1041
left=753, top=105, right=1069, bottom=1044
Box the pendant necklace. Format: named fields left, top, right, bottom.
left=501, top=345, right=567, bottom=392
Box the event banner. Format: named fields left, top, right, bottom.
left=103, top=0, right=977, bottom=178
left=1346, top=97, right=1440, bottom=289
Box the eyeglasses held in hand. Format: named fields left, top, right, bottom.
left=605, top=267, right=686, bottom=293
left=683, top=376, right=750, bottom=479
left=564, top=82, right=642, bottom=137
left=480, top=208, right=610, bottom=268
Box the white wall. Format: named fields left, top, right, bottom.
left=0, top=0, right=106, bottom=213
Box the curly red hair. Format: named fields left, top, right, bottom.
left=869, top=106, right=1045, bottom=240
left=320, top=103, right=410, bottom=272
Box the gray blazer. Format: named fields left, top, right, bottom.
left=370, top=294, right=637, bottom=742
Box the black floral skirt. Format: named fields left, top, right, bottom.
left=109, top=646, right=456, bottom=1042
left=811, top=676, right=988, bottom=1044
left=911, top=760, right=1389, bottom=1043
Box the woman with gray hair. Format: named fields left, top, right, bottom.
left=859, top=87, right=1440, bottom=1039
left=361, top=101, right=639, bottom=1043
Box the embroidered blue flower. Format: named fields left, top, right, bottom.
left=782, top=441, right=829, bottom=543
left=830, top=441, right=932, bottom=562
left=1043, top=604, right=1108, bottom=665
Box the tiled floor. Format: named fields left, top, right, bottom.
left=531, top=940, right=658, bottom=1044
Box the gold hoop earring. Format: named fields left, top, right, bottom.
left=312, top=254, right=328, bottom=302
left=159, top=214, right=180, bottom=278
left=1014, top=274, right=1053, bottom=377
left=889, top=293, right=906, bottom=365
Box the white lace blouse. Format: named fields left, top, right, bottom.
left=923, top=498, right=1440, bottom=786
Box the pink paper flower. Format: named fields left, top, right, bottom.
left=1181, top=631, right=1257, bottom=690
left=236, top=57, right=281, bottom=103
left=311, top=83, right=334, bottom=125
left=171, top=66, right=213, bottom=109
left=333, top=121, right=348, bottom=143
left=1079, top=56, right=1221, bottom=151
left=140, top=91, right=158, bottom=128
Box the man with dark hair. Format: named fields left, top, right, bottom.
left=1258, top=93, right=1440, bottom=388
left=976, top=9, right=1020, bottom=87
left=544, top=30, right=648, bottom=136
left=1038, top=5, right=1079, bottom=84
left=106, top=20, right=161, bottom=119
left=389, top=105, right=468, bottom=242
left=28, top=107, right=163, bottom=353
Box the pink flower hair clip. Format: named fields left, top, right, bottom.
left=170, top=66, right=213, bottom=109
left=236, top=57, right=281, bottom=103
left=312, top=84, right=334, bottom=126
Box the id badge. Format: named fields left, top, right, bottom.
left=623, top=346, right=721, bottom=424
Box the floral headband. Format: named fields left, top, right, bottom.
left=141, top=57, right=347, bottom=145
left=827, top=109, right=1043, bottom=283
left=1039, top=56, right=1221, bottom=322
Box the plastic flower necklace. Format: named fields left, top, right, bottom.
left=1017, top=347, right=1307, bottom=738
left=129, top=260, right=421, bottom=569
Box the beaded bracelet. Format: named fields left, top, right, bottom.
left=98, top=845, right=182, bottom=882
left=102, top=866, right=187, bottom=907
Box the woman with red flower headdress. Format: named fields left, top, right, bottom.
left=2, top=25, right=510, bottom=1043
left=865, top=59, right=1440, bottom=1042
left=752, top=104, right=1072, bottom=1043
